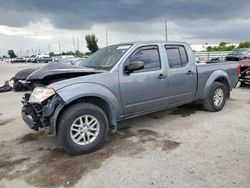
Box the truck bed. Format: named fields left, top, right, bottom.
left=195, top=61, right=239, bottom=100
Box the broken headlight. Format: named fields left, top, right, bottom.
left=29, top=87, right=55, bottom=104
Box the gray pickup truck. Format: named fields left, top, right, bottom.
left=22, top=41, right=239, bottom=155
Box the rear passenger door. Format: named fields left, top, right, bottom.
left=165, top=45, right=197, bottom=105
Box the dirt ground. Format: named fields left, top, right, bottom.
left=0, top=62, right=249, bottom=188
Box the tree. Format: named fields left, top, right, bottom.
left=238, top=41, right=250, bottom=48
left=85, top=34, right=99, bottom=53
left=49, top=52, right=56, bottom=57
left=207, top=42, right=236, bottom=52
left=8, top=50, right=17, bottom=58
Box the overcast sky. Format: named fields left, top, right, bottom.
left=0, top=0, right=250, bottom=56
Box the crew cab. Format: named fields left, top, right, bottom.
left=21, top=41, right=240, bottom=155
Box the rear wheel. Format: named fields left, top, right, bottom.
left=203, top=82, right=227, bottom=112
left=57, top=103, right=109, bottom=155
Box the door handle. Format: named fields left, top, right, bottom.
left=186, top=70, right=194, bottom=75
left=157, top=74, right=167, bottom=79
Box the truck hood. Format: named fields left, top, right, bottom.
left=26, top=62, right=106, bottom=82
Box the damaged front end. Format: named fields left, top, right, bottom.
left=21, top=91, right=65, bottom=135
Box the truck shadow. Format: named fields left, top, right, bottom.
left=0, top=103, right=208, bottom=187
left=0, top=126, right=180, bottom=187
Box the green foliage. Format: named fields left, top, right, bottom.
left=7, top=49, right=17, bottom=58
left=238, top=42, right=250, bottom=48
left=85, top=34, right=99, bottom=53
left=49, top=52, right=55, bottom=57
left=49, top=50, right=88, bottom=57
left=207, top=42, right=236, bottom=52
left=207, top=41, right=250, bottom=52
left=2, top=55, right=8, bottom=58
left=75, top=50, right=85, bottom=57
left=84, top=51, right=92, bottom=56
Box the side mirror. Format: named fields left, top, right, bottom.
left=125, top=61, right=144, bottom=74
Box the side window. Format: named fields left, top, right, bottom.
left=179, top=46, right=189, bottom=66
left=165, top=45, right=189, bottom=68
left=165, top=47, right=182, bottom=68
left=127, top=46, right=161, bottom=72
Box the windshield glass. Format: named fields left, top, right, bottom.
left=79, top=44, right=132, bottom=70
left=232, top=49, right=249, bottom=55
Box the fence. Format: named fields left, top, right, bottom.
left=194, top=51, right=232, bottom=63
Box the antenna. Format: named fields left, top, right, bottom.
left=165, top=15, right=168, bottom=41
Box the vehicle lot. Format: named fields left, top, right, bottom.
left=0, top=62, right=250, bottom=188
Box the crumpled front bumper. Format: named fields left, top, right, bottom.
left=21, top=93, right=66, bottom=135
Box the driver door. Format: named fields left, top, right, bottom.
left=119, top=45, right=169, bottom=114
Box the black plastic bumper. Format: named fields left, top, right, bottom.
left=21, top=93, right=66, bottom=133
left=21, top=105, right=39, bottom=130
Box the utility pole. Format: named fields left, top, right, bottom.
left=106, top=28, right=108, bottom=46
left=58, top=41, right=62, bottom=54
left=73, top=36, right=76, bottom=52
left=77, top=38, right=79, bottom=51
left=165, top=15, right=168, bottom=41
left=48, top=45, right=50, bottom=54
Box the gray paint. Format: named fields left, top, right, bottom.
left=48, top=41, right=239, bottom=128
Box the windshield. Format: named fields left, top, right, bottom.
left=232, top=49, right=250, bottom=55
left=79, top=44, right=132, bottom=70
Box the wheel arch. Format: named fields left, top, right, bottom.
left=53, top=96, right=118, bottom=136
left=50, top=83, right=121, bottom=135
left=203, top=70, right=231, bottom=100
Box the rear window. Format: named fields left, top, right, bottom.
left=165, top=45, right=189, bottom=68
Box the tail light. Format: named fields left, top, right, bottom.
left=237, top=63, right=241, bottom=77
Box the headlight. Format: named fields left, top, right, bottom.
left=29, top=87, right=55, bottom=104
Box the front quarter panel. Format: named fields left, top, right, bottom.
left=56, top=83, right=122, bottom=115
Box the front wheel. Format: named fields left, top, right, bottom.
left=57, top=103, right=109, bottom=155
left=203, top=82, right=227, bottom=112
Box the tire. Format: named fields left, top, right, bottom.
left=57, top=103, right=109, bottom=155
left=203, top=82, right=227, bottom=112
left=240, top=81, right=246, bottom=87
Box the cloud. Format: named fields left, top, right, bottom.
left=1, top=0, right=250, bottom=30
left=0, top=0, right=250, bottom=55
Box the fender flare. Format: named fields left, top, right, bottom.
left=203, top=70, right=231, bottom=100
left=49, top=83, right=121, bottom=135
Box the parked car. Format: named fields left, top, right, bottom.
left=238, top=59, right=250, bottom=86
left=26, top=55, right=36, bottom=62
left=61, top=57, right=87, bottom=66
left=54, top=55, right=75, bottom=63
left=33, top=55, right=52, bottom=63
left=11, top=57, right=26, bottom=63
left=21, top=41, right=240, bottom=155
left=225, top=48, right=250, bottom=61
